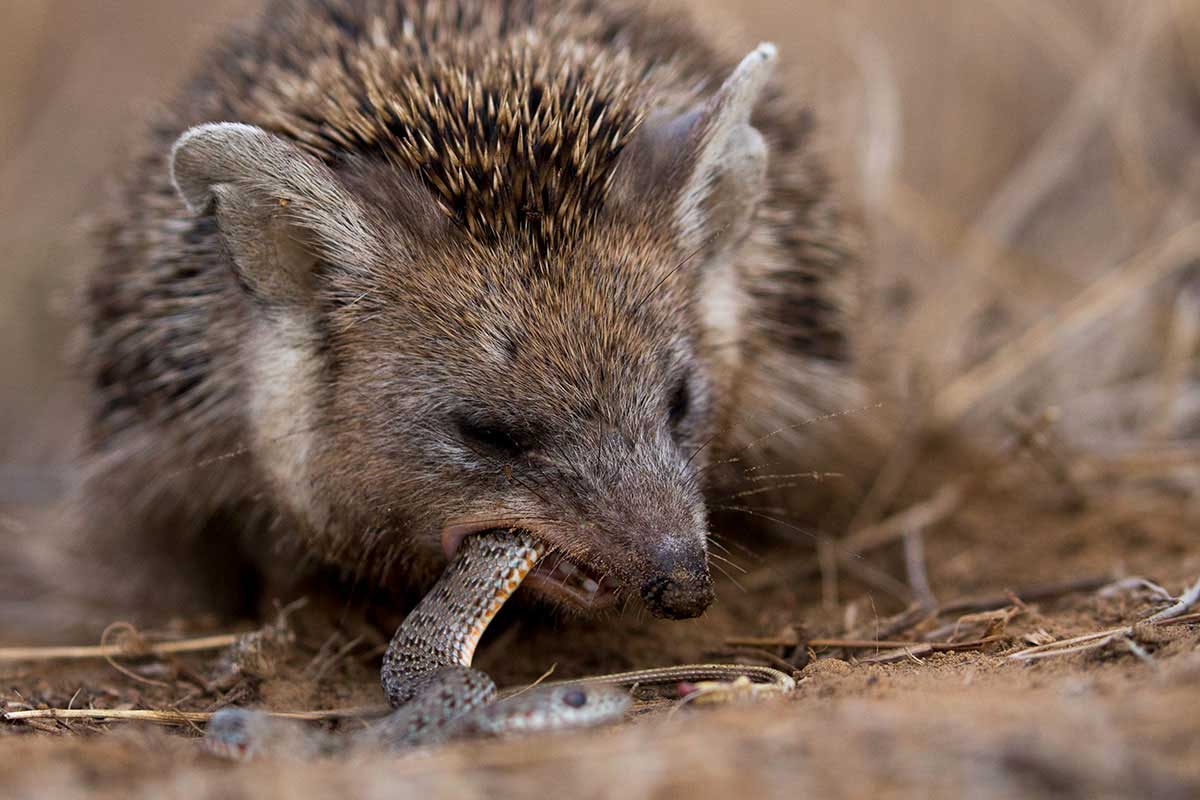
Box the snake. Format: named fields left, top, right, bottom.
left=205, top=530, right=794, bottom=759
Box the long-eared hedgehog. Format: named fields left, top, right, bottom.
left=73, top=0, right=861, bottom=623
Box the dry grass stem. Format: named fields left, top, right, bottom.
left=744, top=483, right=963, bottom=593
left=0, top=633, right=242, bottom=663
left=921, top=6, right=1169, bottom=381
left=1, top=706, right=387, bottom=725
left=1008, top=576, right=1200, bottom=661
left=1154, top=283, right=1200, bottom=437
left=939, top=576, right=1114, bottom=615
left=725, top=634, right=1007, bottom=655
left=935, top=219, right=1200, bottom=425
left=1144, top=575, right=1200, bottom=623
left=843, top=483, right=964, bottom=556
left=902, top=525, right=936, bottom=609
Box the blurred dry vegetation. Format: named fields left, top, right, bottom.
left=3, top=0, right=1199, bottom=490
left=1, top=1, right=1199, bottom=798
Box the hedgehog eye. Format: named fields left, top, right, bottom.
left=668, top=376, right=690, bottom=429
left=456, top=415, right=531, bottom=459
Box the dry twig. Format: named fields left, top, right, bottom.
left=725, top=634, right=1006, bottom=655
left=902, top=524, right=937, bottom=610
left=0, top=600, right=305, bottom=666
left=939, top=575, right=1112, bottom=616
left=100, top=622, right=171, bottom=688
left=0, top=633, right=243, bottom=663
left=1144, top=575, right=1200, bottom=623
left=935, top=219, right=1200, bottom=425
left=744, top=483, right=963, bottom=593
left=854, top=635, right=1009, bottom=665
left=2, top=706, right=386, bottom=726
left=1008, top=576, right=1200, bottom=662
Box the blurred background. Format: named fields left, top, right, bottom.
left=1, top=2, right=1198, bottom=796
left=2, top=0, right=1197, bottom=514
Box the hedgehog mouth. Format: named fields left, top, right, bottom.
left=524, top=553, right=619, bottom=609
left=441, top=522, right=618, bottom=610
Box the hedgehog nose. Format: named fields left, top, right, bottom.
left=640, top=559, right=714, bottom=619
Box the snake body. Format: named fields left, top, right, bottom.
left=206, top=530, right=629, bottom=758
left=368, top=530, right=630, bottom=747
left=206, top=530, right=793, bottom=759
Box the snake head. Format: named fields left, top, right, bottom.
left=463, top=683, right=632, bottom=738
left=204, top=708, right=302, bottom=761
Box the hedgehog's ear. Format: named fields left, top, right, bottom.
left=170, top=123, right=382, bottom=304
left=609, top=44, right=776, bottom=254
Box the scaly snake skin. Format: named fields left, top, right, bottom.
left=380, top=530, right=541, bottom=707
left=206, top=530, right=629, bottom=758
left=205, top=529, right=794, bottom=759
left=369, top=529, right=630, bottom=747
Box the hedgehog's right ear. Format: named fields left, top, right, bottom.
left=608, top=44, right=776, bottom=256
left=170, top=123, right=382, bottom=304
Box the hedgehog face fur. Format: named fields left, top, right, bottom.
left=170, top=39, right=778, bottom=618
left=319, top=180, right=717, bottom=616
left=81, top=0, right=860, bottom=623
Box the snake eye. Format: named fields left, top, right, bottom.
left=562, top=689, right=588, bottom=708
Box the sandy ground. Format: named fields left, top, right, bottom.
left=3, top=481, right=1198, bottom=799
left=2, top=1, right=1199, bottom=798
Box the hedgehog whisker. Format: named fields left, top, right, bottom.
left=709, top=560, right=747, bottom=593
left=707, top=551, right=746, bottom=574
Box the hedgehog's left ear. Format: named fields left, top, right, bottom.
left=170, top=123, right=386, bottom=305
left=609, top=44, right=776, bottom=254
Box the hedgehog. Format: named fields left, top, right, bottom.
left=67, top=0, right=860, bottom=624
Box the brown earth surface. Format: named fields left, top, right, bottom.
left=3, top=481, right=1198, bottom=799
left=2, top=1, right=1199, bottom=798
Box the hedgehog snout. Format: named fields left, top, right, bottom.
left=639, top=550, right=714, bottom=619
